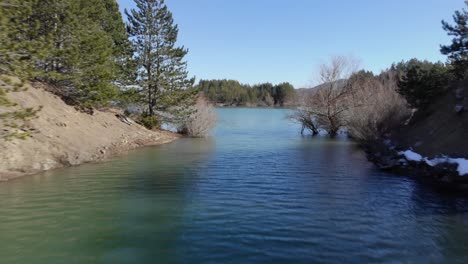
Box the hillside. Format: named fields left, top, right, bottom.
left=0, top=82, right=179, bottom=181
left=295, top=79, right=348, bottom=102
left=393, top=83, right=468, bottom=158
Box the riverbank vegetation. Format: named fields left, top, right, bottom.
left=292, top=2, right=468, bottom=182
left=293, top=1, right=466, bottom=142
left=290, top=56, right=411, bottom=139
left=0, top=0, right=215, bottom=139
left=196, top=79, right=296, bottom=107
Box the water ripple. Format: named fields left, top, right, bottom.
left=1, top=108, right=468, bottom=263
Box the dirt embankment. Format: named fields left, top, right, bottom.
left=366, top=82, right=468, bottom=190
left=0, top=82, right=180, bottom=181
left=393, top=82, right=468, bottom=158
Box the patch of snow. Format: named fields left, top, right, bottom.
left=424, top=157, right=468, bottom=176
left=424, top=157, right=448, bottom=167
left=399, top=150, right=423, bottom=162
left=399, top=149, right=468, bottom=176
left=451, top=158, right=468, bottom=176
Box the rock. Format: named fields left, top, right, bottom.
left=376, top=155, right=399, bottom=170
left=455, top=87, right=465, bottom=99
left=440, top=175, right=452, bottom=183
left=454, top=104, right=464, bottom=114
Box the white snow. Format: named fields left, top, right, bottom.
left=424, top=157, right=447, bottom=167
left=399, top=150, right=468, bottom=176
left=399, top=150, right=423, bottom=162
left=451, top=158, right=468, bottom=176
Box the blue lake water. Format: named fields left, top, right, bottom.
left=1, top=108, right=468, bottom=263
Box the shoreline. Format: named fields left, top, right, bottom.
left=0, top=133, right=180, bottom=182
left=0, top=83, right=181, bottom=182
left=363, top=142, right=468, bottom=193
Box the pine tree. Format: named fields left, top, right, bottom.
left=0, top=0, right=41, bottom=79
left=441, top=1, right=468, bottom=78
left=29, top=0, right=130, bottom=106
left=0, top=1, right=42, bottom=140
left=1, top=0, right=132, bottom=138
left=125, top=0, right=196, bottom=128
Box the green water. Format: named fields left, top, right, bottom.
left=1, top=108, right=468, bottom=264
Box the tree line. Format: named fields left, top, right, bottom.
left=196, top=79, right=296, bottom=107
left=0, top=0, right=210, bottom=139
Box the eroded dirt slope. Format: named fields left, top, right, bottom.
left=0, top=82, right=179, bottom=181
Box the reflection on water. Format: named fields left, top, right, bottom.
left=0, top=108, right=468, bottom=264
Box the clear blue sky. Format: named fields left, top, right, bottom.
left=117, top=0, right=464, bottom=88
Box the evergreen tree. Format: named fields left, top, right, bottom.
left=273, top=83, right=295, bottom=106
left=1, top=0, right=130, bottom=138
left=0, top=0, right=41, bottom=79
left=0, top=1, right=41, bottom=139
left=28, top=0, right=129, bottom=106
left=125, top=0, right=196, bottom=128
left=441, top=1, right=468, bottom=78
left=196, top=79, right=296, bottom=106
left=393, top=59, right=452, bottom=108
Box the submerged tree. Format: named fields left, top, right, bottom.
left=441, top=1, right=468, bottom=79
left=292, top=56, right=358, bottom=137
left=125, top=0, right=196, bottom=128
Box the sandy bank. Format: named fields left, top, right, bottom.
left=0, top=82, right=180, bottom=181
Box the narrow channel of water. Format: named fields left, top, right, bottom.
left=1, top=108, right=467, bottom=263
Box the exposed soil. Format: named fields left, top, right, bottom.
left=365, top=82, right=468, bottom=192
left=0, top=82, right=180, bottom=181
left=392, top=81, right=468, bottom=158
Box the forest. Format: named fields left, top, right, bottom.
left=0, top=0, right=211, bottom=138
left=196, top=80, right=296, bottom=107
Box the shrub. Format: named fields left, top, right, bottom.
left=180, top=95, right=217, bottom=137
left=138, top=114, right=160, bottom=130
left=345, top=71, right=411, bottom=142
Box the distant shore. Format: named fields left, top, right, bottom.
left=214, top=103, right=298, bottom=108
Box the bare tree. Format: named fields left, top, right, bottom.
left=292, top=56, right=410, bottom=141
left=180, top=94, right=217, bottom=138
left=292, top=56, right=358, bottom=137
left=288, top=107, right=319, bottom=135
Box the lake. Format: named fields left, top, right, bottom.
left=1, top=108, right=468, bottom=263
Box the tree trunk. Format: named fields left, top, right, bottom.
left=147, top=67, right=154, bottom=116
